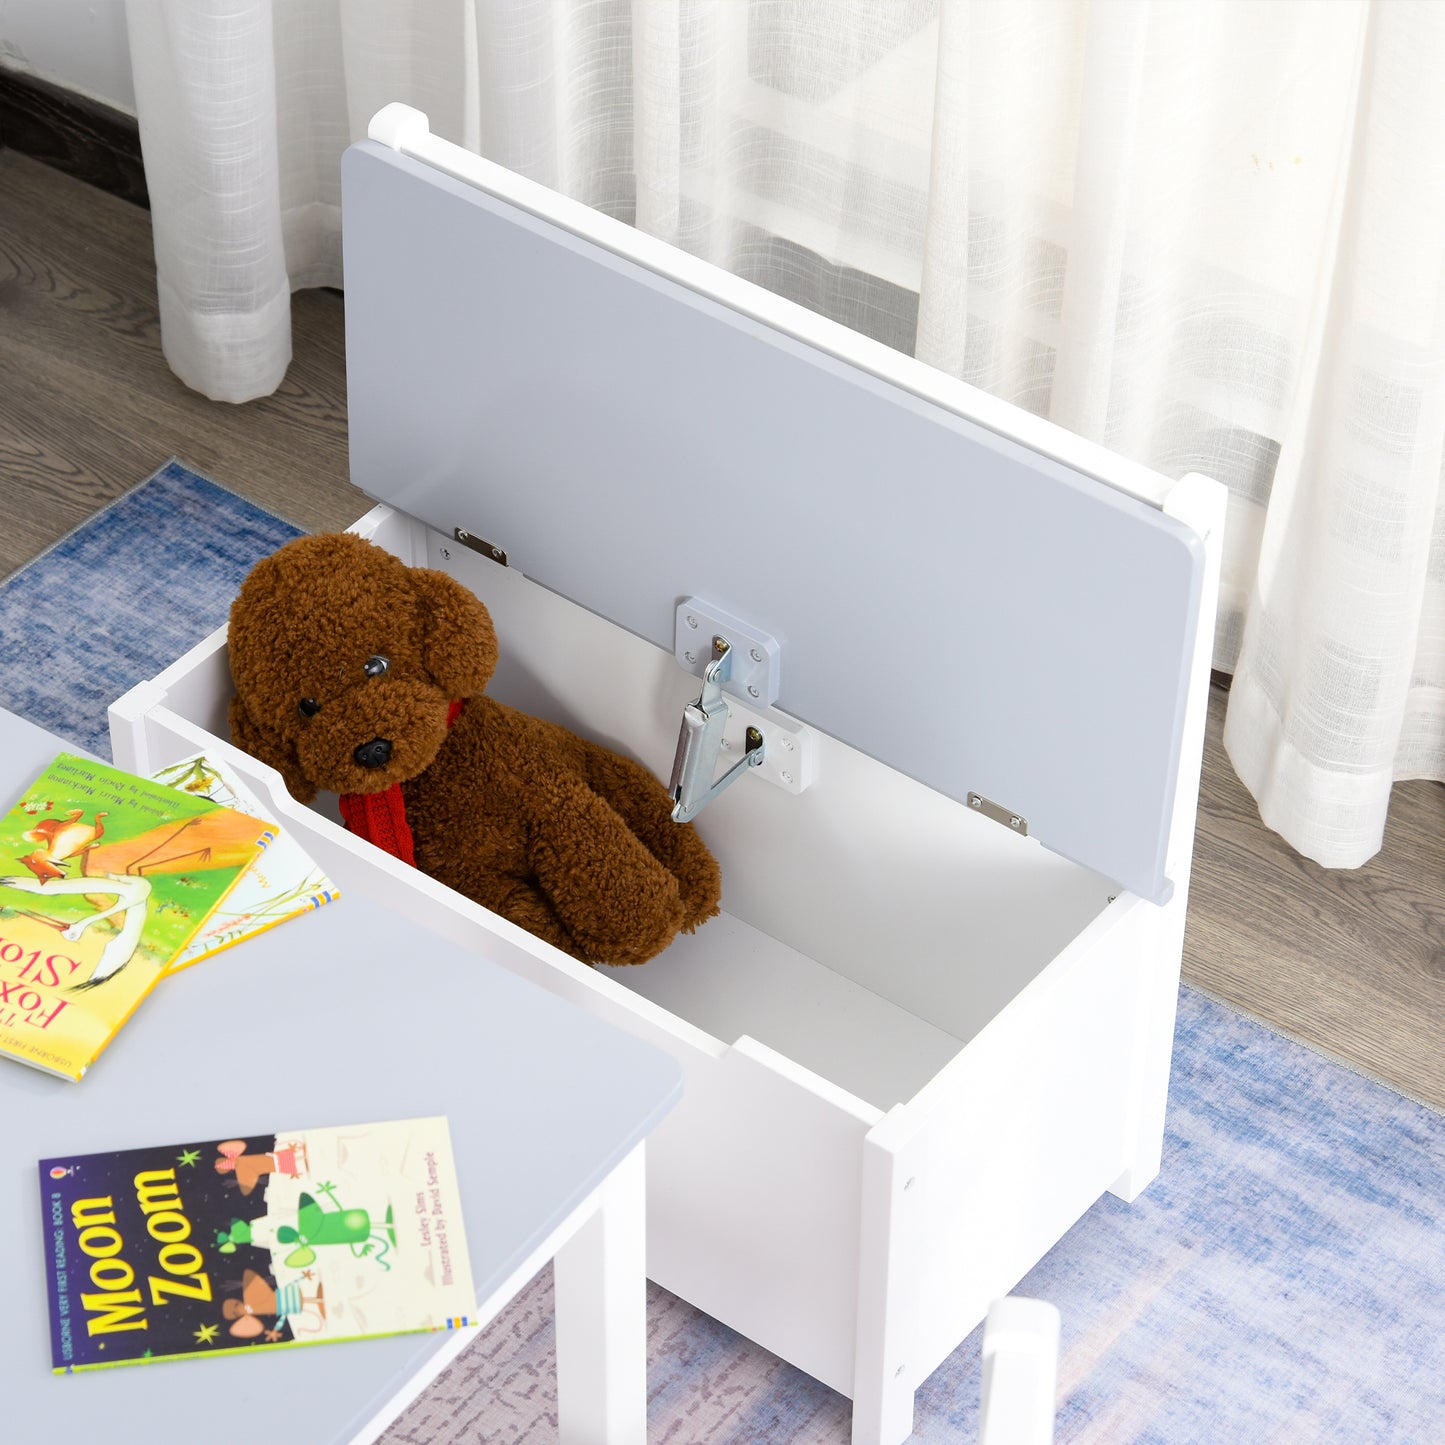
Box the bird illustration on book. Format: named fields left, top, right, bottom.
left=3, top=801, right=274, bottom=990
left=10, top=805, right=259, bottom=883
left=4, top=805, right=148, bottom=985
left=214, top=1138, right=309, bottom=1196
left=222, top=1268, right=327, bottom=1339
left=0, top=870, right=154, bottom=987
left=83, top=809, right=276, bottom=876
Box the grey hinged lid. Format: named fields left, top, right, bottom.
left=340, top=132, right=1206, bottom=905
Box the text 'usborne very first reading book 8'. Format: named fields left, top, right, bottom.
left=0, top=752, right=273, bottom=1080
left=40, top=1116, right=476, bottom=1371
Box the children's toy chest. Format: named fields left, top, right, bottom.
left=111, top=107, right=1223, bottom=1445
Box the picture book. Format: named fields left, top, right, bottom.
left=0, top=752, right=273, bottom=1081
left=151, top=752, right=339, bottom=971
left=39, top=1116, right=476, bottom=1371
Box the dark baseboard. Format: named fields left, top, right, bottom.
left=0, top=67, right=147, bottom=208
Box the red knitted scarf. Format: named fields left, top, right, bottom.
left=337, top=700, right=464, bottom=866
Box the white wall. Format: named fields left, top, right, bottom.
left=0, top=0, right=135, bottom=115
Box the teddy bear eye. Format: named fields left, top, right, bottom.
left=298, top=698, right=321, bottom=718
left=363, top=655, right=390, bottom=677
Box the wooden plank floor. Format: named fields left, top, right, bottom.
left=3, top=147, right=1442, bottom=1108
left=0, top=147, right=367, bottom=564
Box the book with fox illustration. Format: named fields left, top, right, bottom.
left=39, top=1116, right=476, bottom=1371
left=0, top=752, right=273, bottom=1081
left=151, top=752, right=339, bottom=971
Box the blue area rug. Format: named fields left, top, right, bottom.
left=5, top=463, right=1443, bottom=1442
left=0, top=460, right=304, bottom=758
left=382, top=984, right=1445, bottom=1444
left=647, top=988, right=1445, bottom=1445
left=928, top=986, right=1445, bottom=1442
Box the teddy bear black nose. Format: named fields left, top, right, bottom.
left=353, top=738, right=394, bottom=770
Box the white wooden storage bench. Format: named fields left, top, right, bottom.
left=111, top=106, right=1224, bottom=1445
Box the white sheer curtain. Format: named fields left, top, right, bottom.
left=125, top=0, right=1445, bottom=869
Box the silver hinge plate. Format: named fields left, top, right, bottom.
left=454, top=527, right=508, bottom=566
left=967, top=792, right=1029, bottom=836
left=674, top=599, right=780, bottom=706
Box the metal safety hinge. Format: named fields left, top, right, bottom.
left=669, top=636, right=766, bottom=822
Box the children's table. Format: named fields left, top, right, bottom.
left=0, top=706, right=682, bottom=1445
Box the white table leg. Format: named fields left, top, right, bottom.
left=553, top=1143, right=649, bottom=1445
left=343, top=1151, right=646, bottom=1445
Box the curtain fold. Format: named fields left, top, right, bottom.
left=123, top=0, right=1445, bottom=867
left=126, top=0, right=293, bottom=401
left=1222, top=0, right=1445, bottom=866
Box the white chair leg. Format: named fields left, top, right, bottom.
left=979, top=1298, right=1061, bottom=1445
left=552, top=1144, right=648, bottom=1445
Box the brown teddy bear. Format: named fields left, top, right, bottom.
left=226, top=532, right=721, bottom=965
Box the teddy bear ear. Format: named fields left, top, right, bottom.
left=408, top=567, right=499, bottom=697
left=228, top=696, right=318, bottom=805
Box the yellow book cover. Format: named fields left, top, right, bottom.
left=0, top=752, right=273, bottom=1081
left=39, top=1116, right=476, bottom=1370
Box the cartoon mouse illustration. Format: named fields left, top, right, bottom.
left=221, top=1268, right=326, bottom=1340
left=214, top=1139, right=309, bottom=1196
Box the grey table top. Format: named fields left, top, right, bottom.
left=0, top=708, right=682, bottom=1444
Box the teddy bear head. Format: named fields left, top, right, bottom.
left=227, top=532, right=499, bottom=803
